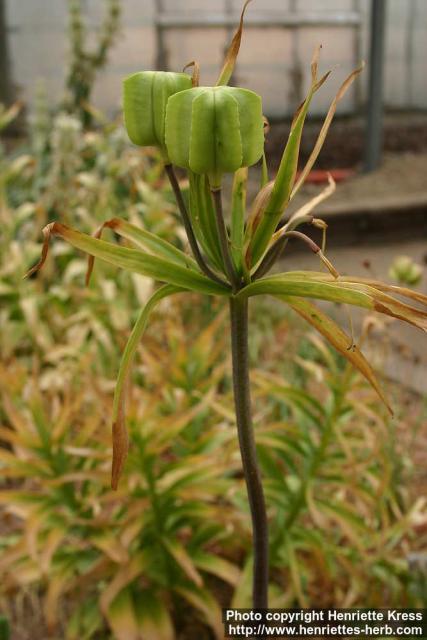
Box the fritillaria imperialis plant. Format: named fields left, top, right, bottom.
left=27, top=1, right=427, bottom=612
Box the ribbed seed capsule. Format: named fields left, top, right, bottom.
left=165, top=86, right=264, bottom=188
left=123, top=71, right=192, bottom=158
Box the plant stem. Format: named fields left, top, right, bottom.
left=229, top=296, right=269, bottom=611
left=164, top=164, right=229, bottom=289
left=253, top=215, right=315, bottom=280
left=253, top=235, right=289, bottom=280
left=211, top=188, right=240, bottom=292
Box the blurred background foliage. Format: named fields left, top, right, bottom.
left=0, top=1, right=427, bottom=639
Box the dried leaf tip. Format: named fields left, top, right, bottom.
left=216, top=0, right=253, bottom=86
left=311, top=44, right=322, bottom=81
left=23, top=222, right=59, bottom=279
left=111, top=412, right=129, bottom=490
left=183, top=60, right=200, bottom=87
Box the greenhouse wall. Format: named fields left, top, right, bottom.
left=4, top=0, right=427, bottom=118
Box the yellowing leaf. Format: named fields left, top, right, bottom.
left=239, top=272, right=427, bottom=333
left=25, top=222, right=230, bottom=296
left=107, top=589, right=140, bottom=640
left=100, top=553, right=146, bottom=616
left=134, top=590, right=175, bottom=640
left=162, top=538, right=203, bottom=587
left=175, top=584, right=223, bottom=639
left=279, top=295, right=392, bottom=414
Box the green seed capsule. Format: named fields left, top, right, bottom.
left=165, top=86, right=264, bottom=188
left=123, top=71, right=192, bottom=158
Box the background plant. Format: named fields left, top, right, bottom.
left=1, top=301, right=426, bottom=639
left=65, top=0, right=121, bottom=127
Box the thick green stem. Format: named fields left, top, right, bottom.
left=229, top=296, right=269, bottom=611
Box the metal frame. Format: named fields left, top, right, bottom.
left=155, top=11, right=361, bottom=29
left=363, top=0, right=387, bottom=172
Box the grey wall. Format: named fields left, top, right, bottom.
left=4, top=0, right=427, bottom=119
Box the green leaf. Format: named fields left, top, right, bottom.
left=175, top=584, right=223, bottom=639
left=261, top=151, right=269, bottom=188
left=134, top=590, right=175, bottom=640
left=162, top=538, right=203, bottom=586
left=238, top=271, right=427, bottom=332
left=101, top=554, right=147, bottom=618
left=278, top=295, right=392, bottom=413
left=107, top=589, right=139, bottom=640
left=193, top=551, right=241, bottom=587
left=253, top=371, right=325, bottom=423
left=189, top=172, right=224, bottom=270
left=230, top=167, right=248, bottom=274
left=111, top=285, right=182, bottom=489
left=247, top=47, right=330, bottom=265
left=0, top=616, right=10, bottom=640
left=26, top=222, right=230, bottom=296
left=88, top=217, right=198, bottom=272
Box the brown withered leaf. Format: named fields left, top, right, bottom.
left=183, top=60, right=200, bottom=87
left=111, top=378, right=130, bottom=491
left=216, top=0, right=252, bottom=86
left=280, top=295, right=392, bottom=414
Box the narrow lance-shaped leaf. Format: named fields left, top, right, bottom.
left=216, top=0, right=252, bottom=86
left=100, top=553, right=147, bottom=618
left=246, top=46, right=331, bottom=266
left=107, top=588, right=139, bottom=640
left=175, top=584, right=223, bottom=639
left=188, top=172, right=224, bottom=270
left=261, top=151, right=269, bottom=188
left=111, top=285, right=183, bottom=490
left=243, top=179, right=274, bottom=257
left=25, top=222, right=230, bottom=296
left=134, top=590, right=175, bottom=640
left=162, top=537, right=203, bottom=587
left=230, top=167, right=248, bottom=274
left=277, top=294, right=392, bottom=414
left=291, top=63, right=364, bottom=199
left=85, top=216, right=198, bottom=285
left=238, top=272, right=427, bottom=333
left=313, top=273, right=427, bottom=307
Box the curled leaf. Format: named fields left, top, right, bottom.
left=283, top=174, right=336, bottom=231
left=86, top=217, right=197, bottom=284
left=183, top=60, right=200, bottom=87
left=25, top=222, right=229, bottom=296
left=24, top=222, right=55, bottom=279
